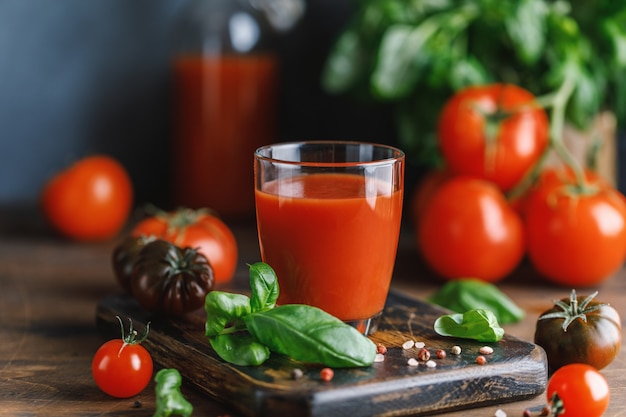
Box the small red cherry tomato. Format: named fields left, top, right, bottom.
left=547, top=363, right=610, bottom=417
left=92, top=317, right=153, bottom=398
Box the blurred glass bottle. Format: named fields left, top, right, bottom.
left=171, top=0, right=303, bottom=219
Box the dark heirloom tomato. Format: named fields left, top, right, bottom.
left=535, top=290, right=621, bottom=371
left=130, top=240, right=215, bottom=317
left=112, top=235, right=156, bottom=292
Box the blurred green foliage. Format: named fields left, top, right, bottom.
left=322, top=0, right=626, bottom=167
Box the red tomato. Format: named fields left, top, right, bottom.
left=92, top=320, right=153, bottom=398
left=525, top=172, right=626, bottom=286
left=418, top=176, right=525, bottom=282
left=438, top=84, right=549, bottom=192
left=132, top=207, right=238, bottom=283
left=511, top=166, right=611, bottom=220
left=41, top=155, right=133, bottom=241
left=547, top=363, right=610, bottom=417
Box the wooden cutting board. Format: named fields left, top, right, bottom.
left=96, top=291, right=547, bottom=417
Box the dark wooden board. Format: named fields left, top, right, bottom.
left=96, top=291, right=547, bottom=417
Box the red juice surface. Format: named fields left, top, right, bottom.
left=173, top=54, right=277, bottom=218
left=255, top=173, right=403, bottom=321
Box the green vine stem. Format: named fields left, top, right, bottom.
left=507, top=70, right=592, bottom=201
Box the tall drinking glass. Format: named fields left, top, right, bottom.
left=254, top=141, right=405, bottom=334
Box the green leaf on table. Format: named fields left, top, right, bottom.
left=434, top=309, right=505, bottom=342
left=428, top=279, right=525, bottom=324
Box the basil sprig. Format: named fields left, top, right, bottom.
left=204, top=262, right=376, bottom=367
left=434, top=309, right=505, bottom=343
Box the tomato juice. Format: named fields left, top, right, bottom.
left=173, top=54, right=277, bottom=218
left=255, top=173, right=404, bottom=322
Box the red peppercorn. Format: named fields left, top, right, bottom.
left=376, top=343, right=387, bottom=355
left=417, top=348, right=431, bottom=361
left=476, top=355, right=487, bottom=365
left=320, top=367, right=334, bottom=382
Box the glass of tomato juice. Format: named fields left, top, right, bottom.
left=254, top=141, right=405, bottom=334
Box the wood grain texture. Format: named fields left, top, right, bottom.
left=97, top=291, right=547, bottom=417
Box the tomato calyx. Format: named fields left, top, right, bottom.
left=549, top=392, right=566, bottom=416
left=116, top=315, right=150, bottom=357
left=163, top=245, right=207, bottom=279
left=538, top=290, right=607, bottom=332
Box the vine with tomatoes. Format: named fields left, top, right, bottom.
left=413, top=74, right=626, bottom=287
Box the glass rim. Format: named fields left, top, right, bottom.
left=254, top=140, right=405, bottom=167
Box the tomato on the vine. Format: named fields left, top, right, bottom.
left=418, top=176, right=525, bottom=282
left=535, top=290, right=621, bottom=371
left=524, top=170, right=626, bottom=286
left=546, top=363, right=610, bottom=417
left=41, top=155, right=133, bottom=241
left=131, top=207, right=237, bottom=283
left=438, top=84, right=549, bottom=192
left=92, top=317, right=153, bottom=398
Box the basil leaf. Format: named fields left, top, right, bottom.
left=245, top=305, right=376, bottom=368
left=321, top=28, right=368, bottom=94
left=505, top=0, right=548, bottom=65
left=204, top=292, right=251, bottom=337
left=372, top=22, right=434, bottom=99
left=248, top=262, right=279, bottom=313
left=209, top=333, right=270, bottom=366
left=434, top=309, right=504, bottom=342
left=428, top=279, right=525, bottom=324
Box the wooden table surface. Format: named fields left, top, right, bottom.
left=1, top=207, right=625, bottom=417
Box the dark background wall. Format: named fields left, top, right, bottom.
left=0, top=0, right=398, bottom=209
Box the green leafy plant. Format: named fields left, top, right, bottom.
left=204, top=262, right=377, bottom=367
left=322, top=0, right=626, bottom=166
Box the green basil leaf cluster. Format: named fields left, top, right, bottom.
left=204, top=262, right=376, bottom=367
left=434, top=309, right=505, bottom=342
left=428, top=279, right=525, bottom=324
left=322, top=0, right=626, bottom=166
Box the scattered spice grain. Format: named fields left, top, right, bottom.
left=435, top=349, right=446, bottom=359
left=417, top=348, right=431, bottom=361
left=407, top=358, right=419, bottom=367
left=402, top=340, right=415, bottom=350
left=450, top=345, right=462, bottom=355
left=376, top=343, right=387, bottom=355
left=320, top=368, right=334, bottom=382
left=479, top=346, right=494, bottom=355
left=476, top=355, right=487, bottom=365
left=291, top=368, right=304, bottom=380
